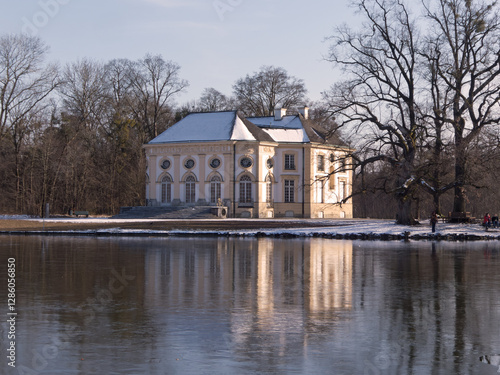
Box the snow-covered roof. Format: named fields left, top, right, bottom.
left=246, top=115, right=310, bottom=142
left=248, top=115, right=304, bottom=129
left=148, top=111, right=344, bottom=146
left=262, top=128, right=310, bottom=143
left=148, top=111, right=257, bottom=144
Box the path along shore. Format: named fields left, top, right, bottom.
left=0, top=217, right=498, bottom=241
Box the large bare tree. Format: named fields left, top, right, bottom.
left=103, top=58, right=147, bottom=212
left=0, top=34, right=59, bottom=140
left=423, top=0, right=500, bottom=215
left=59, top=58, right=109, bottom=131
left=0, top=34, right=60, bottom=211
left=325, top=0, right=422, bottom=224
left=127, top=54, right=188, bottom=141
left=416, top=43, right=456, bottom=216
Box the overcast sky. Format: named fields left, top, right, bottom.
left=0, top=0, right=356, bottom=106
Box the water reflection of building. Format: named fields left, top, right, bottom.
left=144, top=237, right=352, bottom=311
left=307, top=239, right=352, bottom=312
left=143, top=237, right=353, bottom=355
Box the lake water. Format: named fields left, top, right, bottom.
left=1, top=235, right=500, bottom=374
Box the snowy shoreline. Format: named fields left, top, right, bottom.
left=0, top=229, right=497, bottom=241
left=0, top=216, right=498, bottom=241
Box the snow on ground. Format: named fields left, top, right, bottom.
left=0, top=215, right=34, bottom=220
left=2, top=216, right=498, bottom=240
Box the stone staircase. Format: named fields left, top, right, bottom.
left=112, top=206, right=221, bottom=219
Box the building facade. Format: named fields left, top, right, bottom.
left=143, top=108, right=353, bottom=218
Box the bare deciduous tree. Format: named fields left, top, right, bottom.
left=233, top=66, right=308, bottom=117
left=127, top=54, right=188, bottom=141
left=325, top=0, right=422, bottom=224
left=423, top=0, right=500, bottom=215
left=198, top=87, right=232, bottom=112
left=0, top=34, right=60, bottom=140
left=0, top=34, right=60, bottom=211
left=59, top=58, right=109, bottom=131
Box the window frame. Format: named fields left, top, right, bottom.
left=339, top=179, right=347, bottom=202
left=317, top=154, right=325, bottom=172
left=266, top=175, right=273, bottom=205
left=210, top=175, right=221, bottom=204
left=185, top=175, right=196, bottom=204
left=284, top=153, right=296, bottom=171
left=239, top=175, right=252, bottom=204
left=161, top=175, right=172, bottom=203
left=284, top=179, right=295, bottom=203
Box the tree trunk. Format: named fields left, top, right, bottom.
left=453, top=185, right=466, bottom=213
left=394, top=156, right=417, bottom=225
left=453, top=147, right=467, bottom=214
left=396, top=195, right=414, bottom=225
left=433, top=193, right=441, bottom=216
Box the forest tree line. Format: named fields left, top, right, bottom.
left=1, top=0, right=500, bottom=223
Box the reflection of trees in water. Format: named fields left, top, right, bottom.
left=13, top=236, right=146, bottom=306
left=8, top=236, right=150, bottom=374
left=361, top=242, right=500, bottom=374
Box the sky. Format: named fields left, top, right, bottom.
left=0, top=0, right=356, bottom=106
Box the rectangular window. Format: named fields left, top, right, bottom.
left=186, top=182, right=195, bottom=203
left=210, top=182, right=221, bottom=204
left=339, top=180, right=346, bottom=201
left=317, top=155, right=325, bottom=172
left=161, top=184, right=171, bottom=203
left=239, top=180, right=252, bottom=203
left=245, top=184, right=251, bottom=202
left=284, top=154, right=295, bottom=170
left=284, top=180, right=295, bottom=203
left=329, top=166, right=336, bottom=190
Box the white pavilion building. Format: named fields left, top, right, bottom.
left=143, top=108, right=353, bottom=218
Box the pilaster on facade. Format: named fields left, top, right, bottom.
left=173, top=154, right=181, bottom=201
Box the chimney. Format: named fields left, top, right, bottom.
left=298, top=106, right=309, bottom=120
left=274, top=107, right=287, bottom=120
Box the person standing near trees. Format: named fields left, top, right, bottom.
left=430, top=211, right=438, bottom=233
left=483, top=213, right=492, bottom=230
left=492, top=214, right=499, bottom=228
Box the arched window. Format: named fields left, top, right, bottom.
left=185, top=175, right=196, bottom=204
left=266, top=175, right=273, bottom=205
left=239, top=175, right=252, bottom=204
left=210, top=175, right=221, bottom=204
left=161, top=175, right=172, bottom=203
